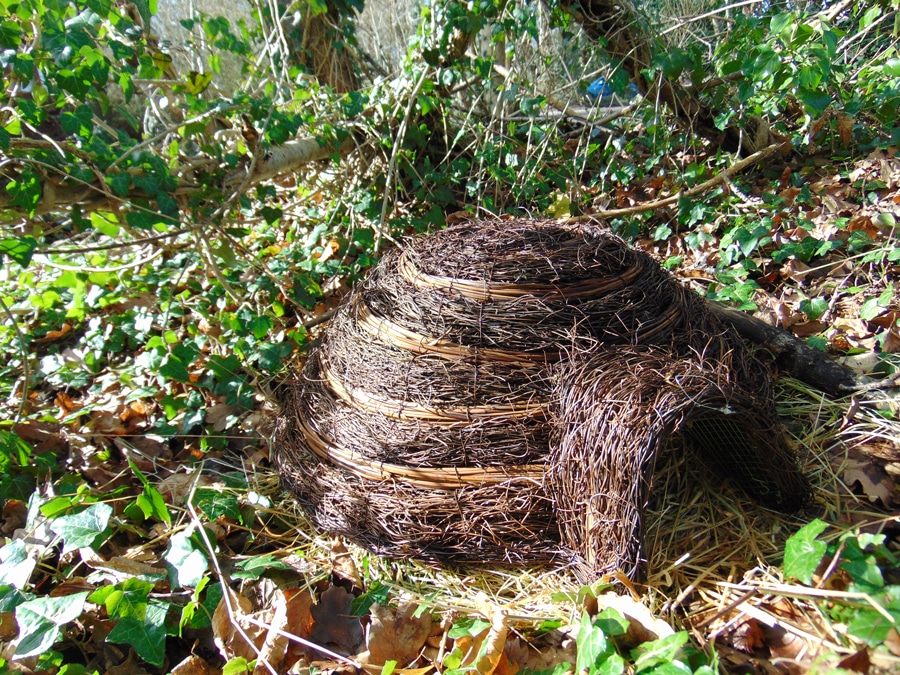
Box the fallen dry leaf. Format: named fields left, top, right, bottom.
left=792, top=320, right=827, bottom=338
left=503, top=632, right=575, bottom=674
left=0, top=611, right=18, bottom=641
left=206, top=403, right=243, bottom=432
left=158, top=473, right=215, bottom=505
left=103, top=649, right=153, bottom=675
left=1, top=500, right=27, bottom=536
left=281, top=587, right=316, bottom=666
left=12, top=421, right=68, bottom=454
left=49, top=577, right=95, bottom=597
left=760, top=623, right=805, bottom=666
left=837, top=648, right=871, bottom=673
left=716, top=644, right=783, bottom=675
left=883, top=628, right=900, bottom=657
left=882, top=325, right=900, bottom=353
left=364, top=602, right=432, bottom=666
left=594, top=592, right=674, bottom=648
left=169, top=654, right=211, bottom=675
left=330, top=538, right=363, bottom=590
left=33, top=321, right=72, bottom=343
left=732, top=618, right=766, bottom=653
left=213, top=586, right=262, bottom=662
left=842, top=457, right=894, bottom=506
left=84, top=556, right=168, bottom=582
left=837, top=114, right=854, bottom=147
left=121, top=434, right=171, bottom=461
left=310, top=585, right=364, bottom=654
left=254, top=589, right=290, bottom=675
left=472, top=598, right=507, bottom=675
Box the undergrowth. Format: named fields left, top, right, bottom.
left=0, top=0, right=899, bottom=672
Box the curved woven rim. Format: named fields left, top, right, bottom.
left=354, top=297, right=556, bottom=363
left=398, top=249, right=644, bottom=301
left=356, top=296, right=684, bottom=362
left=321, top=354, right=548, bottom=423
left=296, top=412, right=545, bottom=489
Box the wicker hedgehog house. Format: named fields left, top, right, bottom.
left=274, top=219, right=809, bottom=579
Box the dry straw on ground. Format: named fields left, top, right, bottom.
left=274, top=218, right=812, bottom=580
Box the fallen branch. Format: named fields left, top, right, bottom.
left=568, top=142, right=783, bottom=222
left=223, top=134, right=354, bottom=189
left=708, top=301, right=898, bottom=406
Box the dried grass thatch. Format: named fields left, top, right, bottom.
left=273, top=218, right=810, bottom=579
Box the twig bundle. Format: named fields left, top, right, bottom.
left=274, top=219, right=809, bottom=578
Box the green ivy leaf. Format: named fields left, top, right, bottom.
left=185, top=70, right=213, bottom=94
left=256, top=341, right=292, bottom=371
left=800, top=297, right=828, bottom=322
left=223, top=656, right=253, bottom=675
left=89, top=211, right=121, bottom=237
left=231, top=555, right=291, bottom=581
left=637, top=661, right=690, bottom=675
left=179, top=575, right=209, bottom=632
left=860, top=297, right=883, bottom=321
left=134, top=488, right=170, bottom=524
left=159, top=342, right=200, bottom=383
left=159, top=356, right=192, bottom=383
left=0, top=584, right=31, bottom=612
left=783, top=519, right=828, bottom=584
left=860, top=5, right=882, bottom=30
left=576, top=612, right=609, bottom=674
left=109, top=172, right=131, bottom=197
left=165, top=529, right=208, bottom=589
left=0, top=236, right=38, bottom=267
left=193, top=489, right=242, bottom=522
left=846, top=604, right=900, bottom=646
left=248, top=315, right=273, bottom=339
left=185, top=581, right=222, bottom=630
left=6, top=170, right=41, bottom=213
left=770, top=13, right=794, bottom=36
left=595, top=608, right=629, bottom=638
left=128, top=458, right=172, bottom=526
left=0, top=540, right=35, bottom=590
left=260, top=206, right=283, bottom=224
left=207, top=354, right=242, bottom=380
left=447, top=617, right=491, bottom=639
left=796, top=87, right=832, bottom=114
left=59, top=664, right=99, bottom=675
left=631, top=631, right=689, bottom=672
left=595, top=653, right=625, bottom=675
left=50, top=502, right=113, bottom=554
left=125, top=210, right=169, bottom=230
left=350, top=580, right=390, bottom=616
left=106, top=600, right=168, bottom=666
left=104, top=578, right=154, bottom=621
left=884, top=58, right=900, bottom=78
left=15, top=592, right=89, bottom=657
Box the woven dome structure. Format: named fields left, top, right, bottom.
left=274, top=218, right=809, bottom=579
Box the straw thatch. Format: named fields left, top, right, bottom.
left=273, top=218, right=810, bottom=579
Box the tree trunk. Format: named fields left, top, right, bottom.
left=559, top=0, right=782, bottom=154
left=299, top=10, right=360, bottom=93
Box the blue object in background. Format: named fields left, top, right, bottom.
left=586, top=77, right=613, bottom=98
left=586, top=77, right=640, bottom=100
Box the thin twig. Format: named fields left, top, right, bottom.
left=566, top=143, right=782, bottom=221
left=33, top=247, right=164, bottom=274
left=185, top=473, right=280, bottom=675
left=0, top=294, right=29, bottom=424
left=37, top=226, right=194, bottom=254
left=376, top=67, right=430, bottom=253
